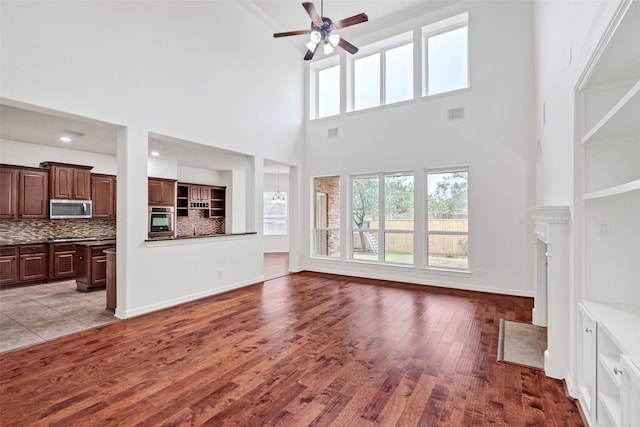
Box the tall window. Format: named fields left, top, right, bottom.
left=264, top=191, right=287, bottom=235
left=423, top=12, right=469, bottom=96
left=352, top=172, right=414, bottom=264
left=350, top=32, right=414, bottom=111
left=426, top=168, right=469, bottom=270
left=310, top=57, right=340, bottom=120
left=313, top=177, right=340, bottom=257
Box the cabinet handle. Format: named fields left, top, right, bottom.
left=613, top=366, right=623, bottom=376
left=585, top=328, right=592, bottom=333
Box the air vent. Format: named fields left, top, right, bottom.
left=328, top=127, right=339, bottom=138
left=447, top=107, right=465, bottom=121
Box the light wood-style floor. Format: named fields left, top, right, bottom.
left=0, top=271, right=583, bottom=426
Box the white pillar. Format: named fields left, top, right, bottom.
left=115, top=126, right=148, bottom=319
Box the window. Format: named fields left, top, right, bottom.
left=349, top=32, right=414, bottom=112
left=426, top=168, right=468, bottom=270
left=264, top=191, right=287, bottom=235
left=310, top=57, right=340, bottom=119
left=352, top=172, right=414, bottom=264
left=423, top=12, right=469, bottom=96
left=313, top=177, right=340, bottom=257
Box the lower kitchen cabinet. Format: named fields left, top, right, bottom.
left=49, top=242, right=76, bottom=280
left=18, top=244, right=48, bottom=282
left=577, top=302, right=640, bottom=427
left=75, top=241, right=115, bottom=291
left=0, top=246, right=19, bottom=285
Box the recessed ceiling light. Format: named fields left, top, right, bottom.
left=150, top=151, right=160, bottom=157
left=59, top=136, right=72, bottom=142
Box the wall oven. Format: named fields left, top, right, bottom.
left=148, top=206, right=174, bottom=233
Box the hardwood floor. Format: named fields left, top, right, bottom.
left=264, top=252, right=289, bottom=281
left=0, top=272, right=584, bottom=426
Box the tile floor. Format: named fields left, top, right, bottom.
left=499, top=319, right=547, bottom=370
left=0, top=280, right=117, bottom=354
left=0, top=253, right=291, bottom=354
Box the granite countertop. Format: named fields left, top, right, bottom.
left=146, top=231, right=257, bottom=242
left=0, top=237, right=116, bottom=246
left=74, top=239, right=116, bottom=247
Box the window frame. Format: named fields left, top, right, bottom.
left=350, top=171, right=414, bottom=265
left=312, top=176, right=341, bottom=258
left=422, top=12, right=470, bottom=97
left=347, top=32, right=414, bottom=112
left=425, top=166, right=470, bottom=271
left=263, top=191, right=288, bottom=236
left=310, top=56, right=341, bottom=120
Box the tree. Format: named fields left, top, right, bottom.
left=428, top=172, right=468, bottom=218
left=352, top=177, right=378, bottom=228
left=384, top=175, right=414, bottom=220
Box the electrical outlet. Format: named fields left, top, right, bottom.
left=597, top=222, right=611, bottom=238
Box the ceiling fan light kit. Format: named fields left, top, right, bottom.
left=273, top=1, right=368, bottom=61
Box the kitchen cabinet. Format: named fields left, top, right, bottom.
left=148, top=178, right=175, bottom=206
left=0, top=246, right=19, bottom=285
left=92, top=174, right=116, bottom=219
left=176, top=184, right=188, bottom=217
left=18, top=244, right=48, bottom=283
left=189, top=185, right=210, bottom=207
left=0, top=167, right=18, bottom=219
left=210, top=186, right=226, bottom=219
left=40, top=162, right=93, bottom=200
left=49, top=242, right=76, bottom=280
left=0, top=165, right=48, bottom=219
left=75, top=241, right=115, bottom=291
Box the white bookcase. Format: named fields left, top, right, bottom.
left=576, top=0, right=640, bottom=425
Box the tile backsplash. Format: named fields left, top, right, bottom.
left=176, top=210, right=225, bottom=237
left=0, top=219, right=116, bottom=244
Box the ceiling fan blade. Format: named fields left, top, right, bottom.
left=338, top=38, right=359, bottom=55
left=273, top=30, right=311, bottom=38
left=302, top=2, right=323, bottom=26
left=304, top=48, right=317, bottom=61
left=333, top=13, right=368, bottom=30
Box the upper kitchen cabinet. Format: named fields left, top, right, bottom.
left=91, top=174, right=116, bottom=219
left=0, top=165, right=48, bottom=219
left=40, top=162, right=93, bottom=200
left=148, top=178, right=175, bottom=206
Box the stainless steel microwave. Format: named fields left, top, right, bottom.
left=49, top=199, right=92, bottom=219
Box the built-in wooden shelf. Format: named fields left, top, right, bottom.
left=582, top=80, right=640, bottom=144
left=583, top=178, right=640, bottom=200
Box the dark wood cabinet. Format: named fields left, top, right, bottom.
left=40, top=162, right=93, bottom=200
left=19, top=169, right=48, bottom=219
left=49, top=242, right=76, bottom=280
left=210, top=186, right=226, bottom=219
left=75, top=242, right=115, bottom=291
left=189, top=185, right=210, bottom=203
left=0, top=246, right=19, bottom=285
left=18, top=244, right=48, bottom=282
left=0, top=165, right=48, bottom=219
left=92, top=174, right=116, bottom=219
left=148, top=178, right=175, bottom=206
left=0, top=167, right=19, bottom=219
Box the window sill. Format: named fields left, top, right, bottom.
left=421, top=266, right=471, bottom=276
left=346, top=259, right=417, bottom=270
left=421, top=86, right=471, bottom=100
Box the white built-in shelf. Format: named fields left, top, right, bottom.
left=583, top=178, right=640, bottom=200
left=599, top=392, right=622, bottom=427
left=582, top=80, right=640, bottom=144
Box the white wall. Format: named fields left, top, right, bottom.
left=263, top=171, right=290, bottom=253
left=0, top=1, right=304, bottom=317
left=0, top=139, right=117, bottom=174
left=304, top=0, right=537, bottom=296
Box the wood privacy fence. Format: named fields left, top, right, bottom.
left=368, top=219, right=468, bottom=255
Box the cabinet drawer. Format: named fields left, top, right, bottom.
left=91, top=246, right=114, bottom=257
left=19, top=244, right=47, bottom=254
left=54, top=243, right=76, bottom=252
left=0, top=246, right=18, bottom=256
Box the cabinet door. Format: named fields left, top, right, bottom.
left=92, top=175, right=116, bottom=218
left=160, top=181, right=174, bottom=205
left=73, top=168, right=91, bottom=199
left=19, top=253, right=47, bottom=282
left=19, top=169, right=48, bottom=219
left=0, top=254, right=18, bottom=285
left=91, top=256, right=108, bottom=286
left=53, top=252, right=75, bottom=278
left=149, top=179, right=174, bottom=206
left=0, top=168, right=19, bottom=219
left=51, top=165, right=74, bottom=199
left=621, top=355, right=640, bottom=427
left=577, top=304, right=597, bottom=425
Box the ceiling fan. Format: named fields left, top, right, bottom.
left=273, top=1, right=368, bottom=61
